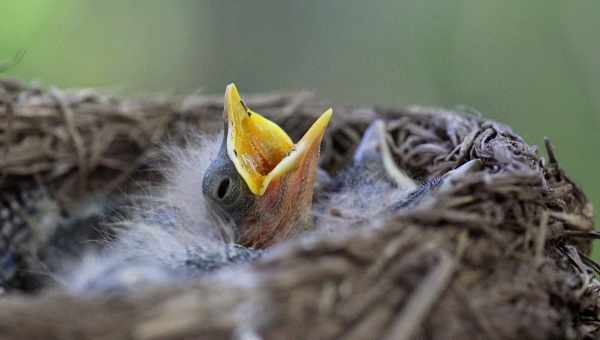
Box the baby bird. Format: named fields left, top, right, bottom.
left=61, top=84, right=479, bottom=294
left=64, top=84, right=332, bottom=293
left=202, top=84, right=332, bottom=248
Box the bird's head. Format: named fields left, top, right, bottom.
left=202, top=84, right=332, bottom=248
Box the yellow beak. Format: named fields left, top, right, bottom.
left=225, top=83, right=332, bottom=196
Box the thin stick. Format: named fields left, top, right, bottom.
left=535, top=211, right=549, bottom=266
left=50, top=88, right=88, bottom=195
left=383, top=252, right=456, bottom=340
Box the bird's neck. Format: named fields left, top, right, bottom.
left=238, top=148, right=319, bottom=248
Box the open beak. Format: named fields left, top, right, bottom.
left=222, top=83, right=332, bottom=247
left=225, top=83, right=332, bottom=196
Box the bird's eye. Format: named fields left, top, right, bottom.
left=209, top=175, right=243, bottom=208
left=216, top=177, right=231, bottom=200
left=202, top=139, right=256, bottom=230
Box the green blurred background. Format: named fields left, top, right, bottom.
left=1, top=1, right=598, bottom=254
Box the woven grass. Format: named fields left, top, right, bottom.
left=0, top=78, right=598, bottom=340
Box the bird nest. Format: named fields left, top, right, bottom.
left=0, top=78, right=598, bottom=340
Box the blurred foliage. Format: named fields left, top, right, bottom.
left=1, top=1, right=599, bottom=256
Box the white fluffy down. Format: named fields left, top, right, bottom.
left=312, top=170, right=414, bottom=235
left=63, top=131, right=417, bottom=294
left=65, top=133, right=236, bottom=293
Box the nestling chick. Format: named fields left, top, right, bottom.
left=202, top=84, right=332, bottom=247
left=62, top=84, right=332, bottom=293
left=59, top=84, right=480, bottom=294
